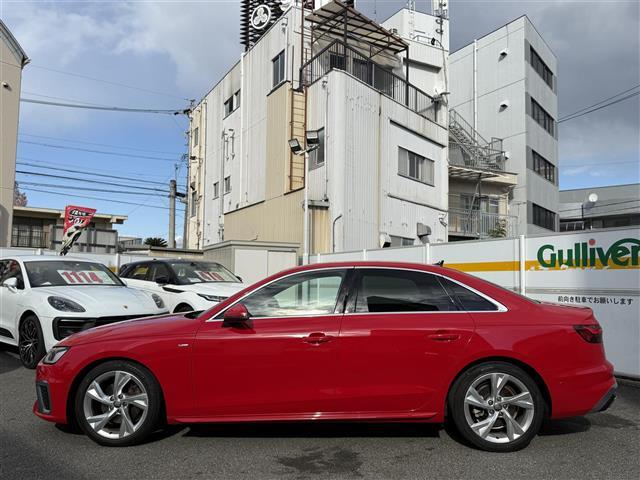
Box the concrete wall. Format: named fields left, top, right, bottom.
left=0, top=26, right=26, bottom=247
left=449, top=16, right=559, bottom=235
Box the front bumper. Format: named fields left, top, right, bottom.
left=52, top=311, right=167, bottom=340
left=33, top=363, right=71, bottom=424
left=590, top=382, right=617, bottom=413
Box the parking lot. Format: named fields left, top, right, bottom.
left=1, top=348, right=638, bottom=480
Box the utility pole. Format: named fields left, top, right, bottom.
left=168, top=179, right=177, bottom=248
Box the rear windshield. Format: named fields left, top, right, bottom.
left=25, top=260, right=123, bottom=287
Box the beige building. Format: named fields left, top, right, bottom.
left=0, top=20, right=28, bottom=248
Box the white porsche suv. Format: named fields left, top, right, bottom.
left=119, top=259, right=245, bottom=314
left=0, top=256, right=168, bottom=368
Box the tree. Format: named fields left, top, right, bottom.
left=13, top=182, right=27, bottom=206
left=144, top=237, right=168, bottom=247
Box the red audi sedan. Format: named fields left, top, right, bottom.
left=34, top=262, right=616, bottom=451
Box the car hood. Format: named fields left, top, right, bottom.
left=168, top=282, right=245, bottom=297
left=59, top=312, right=201, bottom=347
left=34, top=285, right=158, bottom=314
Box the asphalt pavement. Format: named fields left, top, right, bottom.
left=1, top=347, right=638, bottom=479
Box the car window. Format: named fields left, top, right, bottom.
left=0, top=260, right=25, bottom=290
left=241, top=270, right=346, bottom=318
left=125, top=264, right=150, bottom=280
left=149, top=263, right=171, bottom=283
left=354, top=269, right=459, bottom=313
left=438, top=277, right=498, bottom=311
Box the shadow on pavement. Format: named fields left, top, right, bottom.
left=540, top=416, right=591, bottom=436
left=0, top=347, right=22, bottom=375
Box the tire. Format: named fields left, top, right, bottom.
left=74, top=360, right=163, bottom=446
left=174, top=304, right=193, bottom=313
left=448, top=361, right=545, bottom=452
left=19, top=315, right=46, bottom=369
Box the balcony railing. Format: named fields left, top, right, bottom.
left=448, top=208, right=517, bottom=238
left=300, top=40, right=437, bottom=123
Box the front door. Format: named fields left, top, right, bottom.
left=192, top=268, right=350, bottom=418
left=335, top=268, right=476, bottom=415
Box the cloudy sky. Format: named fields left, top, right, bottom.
left=1, top=0, right=638, bottom=240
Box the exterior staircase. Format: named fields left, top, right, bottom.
left=449, top=109, right=506, bottom=172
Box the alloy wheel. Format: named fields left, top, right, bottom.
left=82, top=370, right=149, bottom=439
left=19, top=318, right=39, bottom=366
left=463, top=372, right=535, bottom=444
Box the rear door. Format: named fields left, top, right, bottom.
left=335, top=268, right=476, bottom=415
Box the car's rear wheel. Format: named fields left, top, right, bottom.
left=19, top=315, right=46, bottom=369
left=74, top=360, right=163, bottom=446
left=449, top=362, right=545, bottom=452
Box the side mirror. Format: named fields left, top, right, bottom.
left=155, top=276, right=170, bottom=285
left=2, top=277, right=18, bottom=292
left=236, top=276, right=243, bottom=283
left=223, top=303, right=251, bottom=327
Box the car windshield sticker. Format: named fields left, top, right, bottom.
left=194, top=270, right=224, bottom=282
left=57, top=270, right=116, bottom=285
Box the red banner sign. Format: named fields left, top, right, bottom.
left=60, top=205, right=97, bottom=255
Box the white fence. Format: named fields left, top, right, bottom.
left=311, top=227, right=640, bottom=378
left=0, top=247, right=149, bottom=272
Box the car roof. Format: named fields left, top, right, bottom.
left=0, top=255, right=102, bottom=263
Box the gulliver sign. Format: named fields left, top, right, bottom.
left=537, top=237, right=640, bottom=269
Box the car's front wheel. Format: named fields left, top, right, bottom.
left=75, top=360, right=163, bottom=446
left=449, top=361, right=545, bottom=452
left=19, top=315, right=46, bottom=369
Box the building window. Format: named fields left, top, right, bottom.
left=309, top=128, right=325, bottom=169
left=190, top=190, right=197, bottom=217
left=532, top=203, right=556, bottom=231
left=398, top=147, right=434, bottom=185
left=389, top=235, right=414, bottom=247
left=224, top=176, right=231, bottom=193
left=272, top=50, right=285, bottom=88
left=224, top=90, right=241, bottom=117
left=329, top=52, right=346, bottom=71
left=529, top=46, right=554, bottom=88
left=532, top=150, right=555, bottom=184
left=213, top=182, right=219, bottom=199
left=193, top=127, right=199, bottom=147
left=530, top=98, right=555, bottom=137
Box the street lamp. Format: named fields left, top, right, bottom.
left=288, top=130, right=320, bottom=265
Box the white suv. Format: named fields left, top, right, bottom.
left=119, top=259, right=245, bottom=313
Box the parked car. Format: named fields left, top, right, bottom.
left=0, top=256, right=168, bottom=368
left=119, top=259, right=244, bottom=313
left=34, top=261, right=616, bottom=451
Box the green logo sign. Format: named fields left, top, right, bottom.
left=537, top=238, right=640, bottom=268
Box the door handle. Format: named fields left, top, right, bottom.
left=304, top=332, right=333, bottom=345
left=428, top=332, right=461, bottom=342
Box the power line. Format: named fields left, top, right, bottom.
left=22, top=91, right=113, bottom=108
left=19, top=133, right=183, bottom=156
left=559, top=84, right=640, bottom=121
left=17, top=162, right=172, bottom=186
left=29, top=64, right=191, bottom=101
left=558, top=199, right=640, bottom=213
left=16, top=170, right=169, bottom=193
left=19, top=140, right=179, bottom=162
left=21, top=98, right=187, bottom=115
left=559, top=91, right=640, bottom=124
left=18, top=181, right=166, bottom=197
left=21, top=187, right=172, bottom=211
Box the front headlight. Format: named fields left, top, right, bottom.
left=48, top=296, right=85, bottom=312
left=151, top=293, right=165, bottom=309
left=42, top=346, right=69, bottom=365
left=197, top=293, right=227, bottom=303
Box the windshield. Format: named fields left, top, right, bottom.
left=169, top=261, right=240, bottom=285
left=25, top=260, right=124, bottom=287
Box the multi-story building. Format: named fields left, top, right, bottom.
left=559, top=184, right=640, bottom=232
left=187, top=1, right=451, bottom=255
left=0, top=20, right=29, bottom=248
left=449, top=16, right=559, bottom=236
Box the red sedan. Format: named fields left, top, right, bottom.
left=34, top=262, right=616, bottom=451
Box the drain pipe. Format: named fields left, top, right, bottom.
left=332, top=213, right=343, bottom=253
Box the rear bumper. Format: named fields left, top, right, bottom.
left=590, top=383, right=617, bottom=413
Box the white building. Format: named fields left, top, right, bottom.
left=449, top=16, right=559, bottom=236
left=187, top=1, right=451, bottom=255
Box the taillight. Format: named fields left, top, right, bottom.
left=574, top=324, right=603, bottom=343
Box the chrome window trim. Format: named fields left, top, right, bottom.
left=349, top=266, right=508, bottom=314
left=205, top=267, right=351, bottom=323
